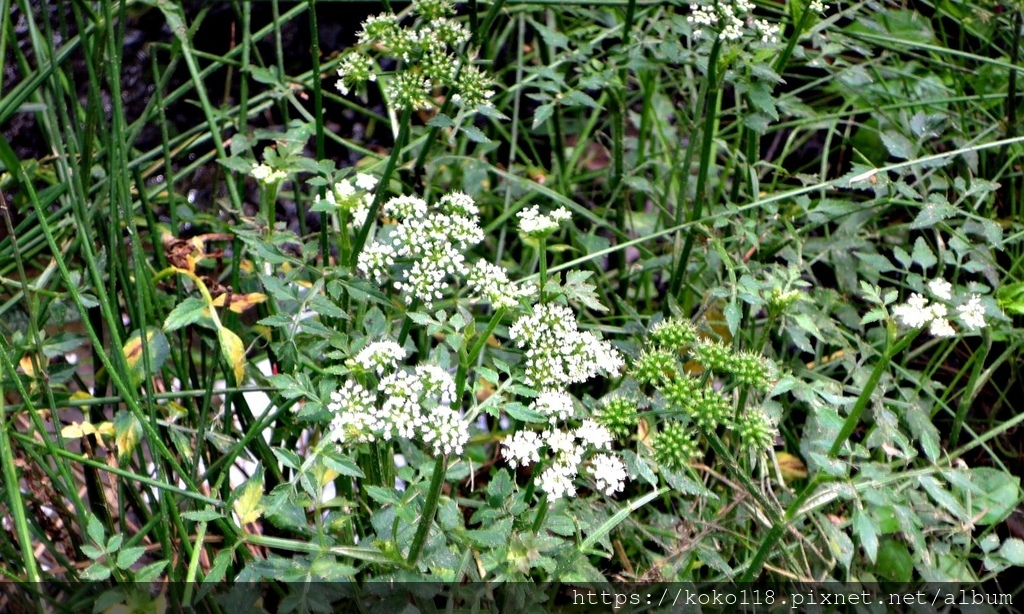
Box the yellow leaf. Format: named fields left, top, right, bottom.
left=211, top=292, right=267, bottom=313
left=637, top=418, right=654, bottom=452
left=232, top=464, right=266, bottom=526
left=776, top=452, right=809, bottom=482
left=217, top=328, right=247, bottom=385
left=18, top=354, right=38, bottom=377
left=61, top=421, right=114, bottom=448
left=114, top=411, right=143, bottom=463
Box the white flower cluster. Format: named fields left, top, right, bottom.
left=250, top=163, right=287, bottom=185
left=892, top=280, right=988, bottom=336
left=357, top=192, right=483, bottom=308
left=502, top=420, right=626, bottom=499
left=351, top=340, right=406, bottom=375
left=809, top=0, right=828, bottom=13
left=516, top=205, right=572, bottom=238
left=508, top=303, right=624, bottom=390
left=686, top=0, right=779, bottom=44
left=328, top=349, right=469, bottom=456
left=464, top=261, right=534, bottom=309
left=336, top=4, right=493, bottom=111
left=357, top=191, right=531, bottom=310
left=314, top=173, right=377, bottom=226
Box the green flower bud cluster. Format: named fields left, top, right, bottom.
left=633, top=348, right=677, bottom=386
left=734, top=409, right=775, bottom=451
left=692, top=340, right=776, bottom=392
left=649, top=317, right=698, bottom=352
left=652, top=422, right=700, bottom=471
left=595, top=397, right=639, bottom=439
left=336, top=2, right=495, bottom=112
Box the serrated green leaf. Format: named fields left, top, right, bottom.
left=116, top=546, right=147, bottom=570
left=182, top=510, right=225, bottom=522
left=853, top=508, right=879, bottom=563
left=164, top=297, right=210, bottom=332
left=998, top=538, right=1024, bottom=565
left=86, top=514, right=105, bottom=546
left=134, top=560, right=168, bottom=583
left=81, top=563, right=112, bottom=581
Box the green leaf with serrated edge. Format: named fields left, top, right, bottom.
left=182, top=510, right=224, bottom=522
left=322, top=452, right=364, bottom=478
left=164, top=297, right=209, bottom=332
left=134, top=560, right=168, bottom=583
left=116, top=546, right=147, bottom=570
left=231, top=463, right=266, bottom=526
left=853, top=508, right=879, bottom=563
left=86, top=514, right=105, bottom=546
left=80, top=563, right=111, bottom=581
left=969, top=467, right=1019, bottom=526
left=998, top=538, right=1024, bottom=565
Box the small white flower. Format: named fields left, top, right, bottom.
left=516, top=205, right=571, bottom=237
left=957, top=294, right=987, bottom=330
left=928, top=279, right=953, bottom=301
left=354, top=340, right=406, bottom=374
left=893, top=293, right=933, bottom=328
left=502, top=430, right=542, bottom=468
left=250, top=163, right=286, bottom=184
left=589, top=453, right=627, bottom=496
left=929, top=317, right=956, bottom=338
left=531, top=391, right=575, bottom=422
left=355, top=173, right=378, bottom=191
left=538, top=462, right=576, bottom=500
left=576, top=419, right=613, bottom=450
left=810, top=0, right=828, bottom=13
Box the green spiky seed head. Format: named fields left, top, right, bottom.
left=413, top=0, right=455, bottom=20
left=735, top=409, right=776, bottom=451
left=652, top=422, right=700, bottom=470
left=692, top=339, right=737, bottom=374
left=595, top=397, right=639, bottom=439
left=733, top=351, right=776, bottom=392
left=633, top=348, right=677, bottom=386
left=650, top=318, right=698, bottom=352
left=690, top=388, right=732, bottom=430
left=661, top=375, right=700, bottom=414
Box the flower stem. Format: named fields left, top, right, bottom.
left=538, top=237, right=548, bottom=303
left=407, top=455, right=447, bottom=566
left=828, top=324, right=919, bottom=458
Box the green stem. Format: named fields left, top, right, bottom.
left=828, top=324, right=920, bottom=458
left=531, top=493, right=549, bottom=533
left=538, top=237, right=548, bottom=303
left=407, top=455, right=447, bottom=566
left=668, top=37, right=722, bottom=306
left=0, top=380, right=42, bottom=587
left=350, top=108, right=412, bottom=264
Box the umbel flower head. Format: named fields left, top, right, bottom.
left=595, top=396, right=639, bottom=439
left=508, top=302, right=624, bottom=391
left=652, top=422, right=700, bottom=471
left=891, top=280, right=989, bottom=337
left=357, top=190, right=529, bottom=309
left=687, top=0, right=781, bottom=44
left=335, top=2, right=494, bottom=112
left=501, top=421, right=626, bottom=500
left=328, top=355, right=469, bottom=456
